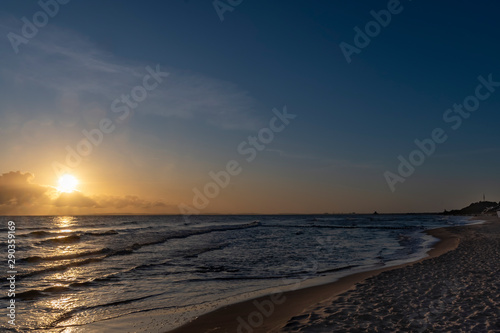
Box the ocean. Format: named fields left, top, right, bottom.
left=0, top=214, right=476, bottom=332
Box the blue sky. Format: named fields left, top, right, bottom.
left=0, top=0, right=499, bottom=214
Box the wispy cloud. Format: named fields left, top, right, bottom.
left=0, top=16, right=260, bottom=130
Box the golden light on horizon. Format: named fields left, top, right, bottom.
left=57, top=175, right=79, bottom=193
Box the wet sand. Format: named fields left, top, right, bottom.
left=169, top=216, right=499, bottom=332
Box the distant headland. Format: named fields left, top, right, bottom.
left=443, top=200, right=500, bottom=216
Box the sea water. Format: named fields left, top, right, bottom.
left=0, top=214, right=474, bottom=332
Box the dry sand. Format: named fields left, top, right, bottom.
left=169, top=216, right=499, bottom=333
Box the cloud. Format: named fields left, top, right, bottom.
left=0, top=171, right=50, bottom=206
left=53, top=191, right=98, bottom=208
left=0, top=17, right=261, bottom=130
left=92, top=195, right=167, bottom=209
left=0, top=171, right=170, bottom=214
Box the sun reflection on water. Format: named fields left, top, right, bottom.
left=49, top=295, right=73, bottom=312
left=42, top=216, right=92, bottom=328
left=54, top=216, right=76, bottom=228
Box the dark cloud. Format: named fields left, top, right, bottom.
left=0, top=171, right=50, bottom=206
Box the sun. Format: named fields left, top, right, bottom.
left=57, top=175, right=79, bottom=193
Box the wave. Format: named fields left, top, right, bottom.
left=38, top=235, right=81, bottom=245
left=317, top=264, right=358, bottom=274
left=66, top=263, right=188, bottom=290
left=21, top=248, right=112, bottom=263
left=18, top=257, right=105, bottom=278
left=27, top=229, right=118, bottom=238
left=87, top=230, right=119, bottom=236
left=13, top=286, right=71, bottom=301
left=17, top=222, right=261, bottom=279
left=9, top=264, right=356, bottom=304
left=25, top=230, right=53, bottom=237
left=182, top=243, right=229, bottom=258
left=262, top=224, right=421, bottom=230
left=4, top=272, right=133, bottom=302
left=188, top=264, right=360, bottom=282
left=103, top=221, right=260, bottom=259
left=14, top=290, right=44, bottom=300
left=49, top=293, right=164, bottom=327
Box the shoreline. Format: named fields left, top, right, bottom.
left=169, top=216, right=492, bottom=332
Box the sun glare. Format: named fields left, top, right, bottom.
left=58, top=175, right=79, bottom=193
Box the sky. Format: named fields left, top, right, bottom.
left=0, top=0, right=499, bottom=215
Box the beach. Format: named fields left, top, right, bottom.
left=170, top=216, right=499, bottom=332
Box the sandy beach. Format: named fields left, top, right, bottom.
left=169, top=216, right=499, bottom=332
